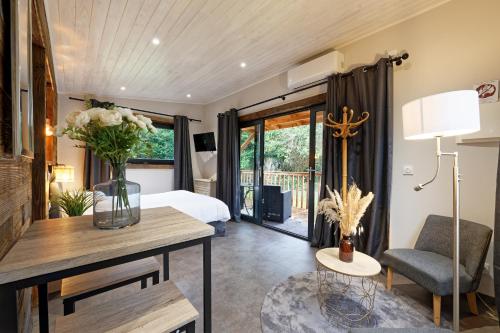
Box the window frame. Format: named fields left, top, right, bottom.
left=127, top=121, right=175, bottom=165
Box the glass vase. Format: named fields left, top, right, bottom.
left=93, top=162, right=141, bottom=229
left=339, top=234, right=354, bottom=263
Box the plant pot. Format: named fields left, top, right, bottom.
left=93, top=162, right=141, bottom=229
left=339, top=234, right=354, bottom=263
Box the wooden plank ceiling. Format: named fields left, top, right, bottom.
left=45, top=0, right=448, bottom=104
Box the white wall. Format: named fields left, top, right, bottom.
left=202, top=0, right=500, bottom=294
left=202, top=73, right=327, bottom=178
left=57, top=93, right=207, bottom=194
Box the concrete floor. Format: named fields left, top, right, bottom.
left=242, top=206, right=310, bottom=237
left=33, top=221, right=498, bottom=332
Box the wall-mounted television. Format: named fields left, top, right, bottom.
left=193, top=132, right=216, bottom=152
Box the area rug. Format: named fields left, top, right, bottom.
left=261, top=272, right=451, bottom=333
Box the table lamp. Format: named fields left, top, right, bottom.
left=49, top=165, right=75, bottom=218
left=52, top=165, right=75, bottom=183
left=402, top=90, right=480, bottom=332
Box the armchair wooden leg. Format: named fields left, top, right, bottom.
left=466, top=292, right=479, bottom=315
left=386, top=267, right=393, bottom=291
left=433, top=294, right=441, bottom=327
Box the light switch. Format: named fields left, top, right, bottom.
left=403, top=165, right=414, bottom=175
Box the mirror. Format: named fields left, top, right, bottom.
left=13, top=0, right=33, bottom=157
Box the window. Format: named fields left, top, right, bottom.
left=128, top=122, right=174, bottom=165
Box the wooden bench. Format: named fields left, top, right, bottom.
left=55, top=280, right=198, bottom=333
left=61, top=257, right=160, bottom=315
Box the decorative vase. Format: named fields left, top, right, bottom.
left=93, top=162, right=141, bottom=229
left=339, top=234, right=354, bottom=262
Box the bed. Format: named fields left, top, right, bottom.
left=85, top=190, right=231, bottom=236
left=141, top=190, right=230, bottom=236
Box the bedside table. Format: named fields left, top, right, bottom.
left=194, top=178, right=216, bottom=197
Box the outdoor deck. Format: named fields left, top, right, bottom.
left=241, top=207, right=310, bottom=238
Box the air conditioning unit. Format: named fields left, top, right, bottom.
left=287, top=51, right=344, bottom=89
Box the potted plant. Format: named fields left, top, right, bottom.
left=58, top=106, right=156, bottom=229
left=50, top=189, right=95, bottom=217
left=318, top=183, right=374, bottom=262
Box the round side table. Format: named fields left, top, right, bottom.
left=315, top=247, right=381, bottom=328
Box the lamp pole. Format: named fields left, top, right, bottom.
left=450, top=149, right=460, bottom=332
left=403, top=90, right=480, bottom=332
left=418, top=137, right=460, bottom=332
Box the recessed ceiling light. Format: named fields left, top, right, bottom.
left=120, top=86, right=126, bottom=91
left=240, top=62, right=247, bottom=68
left=152, top=37, right=160, bottom=45
left=186, top=94, right=191, bottom=98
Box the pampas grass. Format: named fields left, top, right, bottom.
left=317, top=183, right=374, bottom=236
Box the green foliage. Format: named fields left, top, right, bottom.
left=69, top=122, right=143, bottom=164
left=240, top=130, right=255, bottom=170
left=51, top=189, right=95, bottom=217
left=240, top=123, right=323, bottom=172
left=130, top=127, right=174, bottom=160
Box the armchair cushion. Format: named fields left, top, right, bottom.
left=381, top=249, right=474, bottom=296
left=415, top=215, right=492, bottom=281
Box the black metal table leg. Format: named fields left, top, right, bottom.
left=63, top=300, right=75, bottom=315
left=203, top=237, right=212, bottom=333
left=163, top=252, right=170, bottom=281
left=186, top=320, right=196, bottom=333
left=38, top=283, right=49, bottom=333
left=0, top=284, right=18, bottom=333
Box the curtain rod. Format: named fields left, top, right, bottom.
left=234, top=52, right=409, bottom=112
left=68, top=96, right=202, bottom=122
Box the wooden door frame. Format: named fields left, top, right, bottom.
left=239, top=93, right=326, bottom=122
left=31, top=0, right=57, bottom=221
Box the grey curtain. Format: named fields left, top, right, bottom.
left=174, top=115, right=194, bottom=191
left=312, top=58, right=393, bottom=259
left=216, top=109, right=241, bottom=221
left=84, top=147, right=110, bottom=190
left=494, top=149, right=500, bottom=318
left=84, top=98, right=114, bottom=190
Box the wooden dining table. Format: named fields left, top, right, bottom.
left=0, top=206, right=214, bottom=333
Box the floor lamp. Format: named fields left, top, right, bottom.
left=402, top=90, right=480, bottom=332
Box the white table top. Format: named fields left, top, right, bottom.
left=315, top=248, right=381, bottom=277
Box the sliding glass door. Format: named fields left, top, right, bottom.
left=239, top=105, right=324, bottom=240
left=240, top=123, right=262, bottom=222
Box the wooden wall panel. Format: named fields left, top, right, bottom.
left=45, top=82, right=56, bottom=164
left=0, top=157, right=32, bottom=333
left=32, top=44, right=47, bottom=221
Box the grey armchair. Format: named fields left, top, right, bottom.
left=381, top=215, right=492, bottom=327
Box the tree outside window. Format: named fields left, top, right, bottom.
left=129, top=122, right=174, bottom=164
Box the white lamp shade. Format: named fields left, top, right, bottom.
left=402, top=90, right=480, bottom=140
left=53, top=165, right=75, bottom=183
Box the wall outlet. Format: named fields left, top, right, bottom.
left=403, top=165, right=414, bottom=176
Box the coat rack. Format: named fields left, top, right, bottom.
left=325, top=106, right=369, bottom=202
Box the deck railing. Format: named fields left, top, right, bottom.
left=240, top=170, right=322, bottom=209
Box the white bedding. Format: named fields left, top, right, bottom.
left=85, top=190, right=231, bottom=224
left=140, top=190, right=231, bottom=223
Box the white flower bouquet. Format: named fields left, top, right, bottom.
left=60, top=107, right=156, bottom=163
left=59, top=105, right=156, bottom=228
